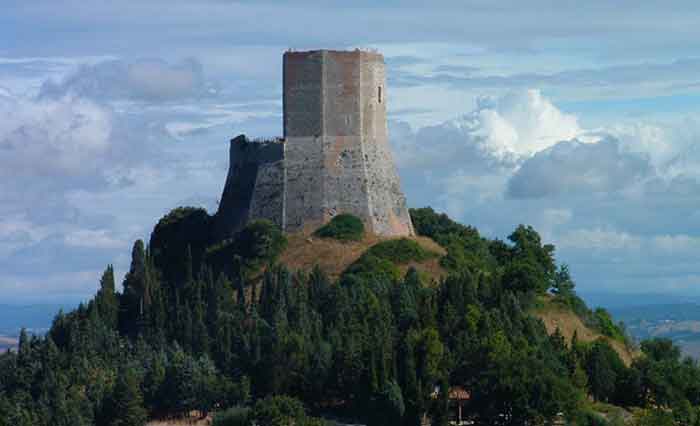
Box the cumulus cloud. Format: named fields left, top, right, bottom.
left=467, top=90, right=581, bottom=157
left=506, top=137, right=652, bottom=198
left=0, top=95, right=112, bottom=182
left=392, top=89, right=584, bottom=216
left=39, top=58, right=211, bottom=101
left=394, top=89, right=580, bottom=167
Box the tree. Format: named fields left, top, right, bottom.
left=96, top=265, right=119, bottom=330
left=250, top=396, right=323, bottom=426
left=119, top=240, right=149, bottom=338
left=102, top=368, right=147, bottom=426
left=585, top=340, right=624, bottom=402
left=551, top=264, right=575, bottom=296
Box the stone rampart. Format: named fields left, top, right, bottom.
left=216, top=49, right=414, bottom=238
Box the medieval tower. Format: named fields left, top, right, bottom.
left=216, top=49, right=414, bottom=237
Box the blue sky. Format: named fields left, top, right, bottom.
left=2, top=1, right=700, bottom=303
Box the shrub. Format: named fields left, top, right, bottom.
left=213, top=406, right=251, bottom=426
left=572, top=409, right=609, bottom=426
left=314, top=214, right=365, bottom=241
left=206, top=220, right=288, bottom=277
left=149, top=207, right=212, bottom=285
left=342, top=239, right=436, bottom=284
left=364, top=238, right=436, bottom=264
left=235, top=220, right=288, bottom=262
left=410, top=207, right=495, bottom=272
left=343, top=254, right=401, bottom=284
left=250, top=396, right=324, bottom=426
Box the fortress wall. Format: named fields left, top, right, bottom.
left=283, top=51, right=324, bottom=138
left=359, top=53, right=415, bottom=236
left=248, top=159, right=285, bottom=229
left=283, top=51, right=326, bottom=232
left=281, top=49, right=413, bottom=236
left=215, top=136, right=284, bottom=237
left=320, top=52, right=372, bottom=227
left=284, top=136, right=325, bottom=232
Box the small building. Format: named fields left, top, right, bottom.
left=428, top=386, right=472, bottom=426
left=447, top=387, right=471, bottom=426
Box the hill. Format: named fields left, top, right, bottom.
left=1, top=207, right=697, bottom=426
left=280, top=231, right=446, bottom=281
left=0, top=335, right=17, bottom=352
left=611, top=303, right=700, bottom=358
left=535, top=297, right=638, bottom=366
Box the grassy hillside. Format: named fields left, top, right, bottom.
left=535, top=297, right=638, bottom=365
left=280, top=231, right=446, bottom=281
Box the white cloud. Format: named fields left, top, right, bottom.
left=39, top=58, right=211, bottom=101
left=557, top=228, right=642, bottom=251
left=465, top=89, right=581, bottom=157
left=0, top=95, right=112, bottom=179
left=63, top=229, right=126, bottom=250
left=506, top=137, right=652, bottom=198
left=651, top=234, right=700, bottom=254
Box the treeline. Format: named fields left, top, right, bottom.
left=0, top=207, right=697, bottom=425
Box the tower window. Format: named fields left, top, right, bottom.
left=378, top=86, right=382, bottom=103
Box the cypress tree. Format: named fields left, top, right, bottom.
left=102, top=368, right=147, bottom=426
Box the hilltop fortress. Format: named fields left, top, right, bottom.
left=215, top=49, right=414, bottom=237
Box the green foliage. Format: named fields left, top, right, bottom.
left=368, top=380, right=405, bottom=426
left=5, top=206, right=700, bottom=426
left=594, top=308, right=625, bottom=341
left=250, top=396, right=323, bottom=426
left=343, top=254, right=401, bottom=283
left=550, top=267, right=631, bottom=346
left=102, top=368, right=148, bottom=426
left=206, top=220, right=287, bottom=277
left=572, top=409, right=609, bottom=426
left=213, top=406, right=251, bottom=426
left=364, top=238, right=436, bottom=264
left=343, top=238, right=436, bottom=283
left=410, top=207, right=494, bottom=272
left=150, top=207, right=212, bottom=285
left=632, top=408, right=675, bottom=426
left=584, top=339, right=626, bottom=402
left=314, top=213, right=365, bottom=241
left=234, top=220, right=288, bottom=262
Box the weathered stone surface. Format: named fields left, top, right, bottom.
left=215, top=135, right=284, bottom=238
left=216, top=49, right=414, bottom=237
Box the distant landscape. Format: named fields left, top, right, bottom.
left=0, top=335, right=17, bottom=351
left=609, top=303, right=700, bottom=358
left=0, top=304, right=73, bottom=351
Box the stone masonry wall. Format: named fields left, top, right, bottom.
left=359, top=52, right=415, bottom=236
left=282, top=49, right=413, bottom=236
left=215, top=135, right=284, bottom=238
left=217, top=49, right=413, bottom=238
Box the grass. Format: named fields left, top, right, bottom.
left=342, top=238, right=440, bottom=283
left=280, top=230, right=446, bottom=282
left=534, top=295, right=639, bottom=366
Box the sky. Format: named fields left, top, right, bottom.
left=2, top=0, right=700, bottom=304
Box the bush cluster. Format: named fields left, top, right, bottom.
left=314, top=214, right=365, bottom=241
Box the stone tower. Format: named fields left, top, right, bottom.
left=215, top=49, right=414, bottom=237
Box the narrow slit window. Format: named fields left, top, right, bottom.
left=378, top=86, right=382, bottom=103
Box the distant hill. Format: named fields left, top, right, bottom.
left=0, top=335, right=17, bottom=351
left=0, top=304, right=71, bottom=336
left=610, top=303, right=700, bottom=358
left=580, top=291, right=695, bottom=309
